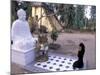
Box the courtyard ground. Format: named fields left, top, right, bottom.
left=11, top=32, right=96, bottom=74
left=48, top=33, right=96, bottom=69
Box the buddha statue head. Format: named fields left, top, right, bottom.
left=17, top=9, right=26, bottom=21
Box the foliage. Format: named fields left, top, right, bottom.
left=74, top=5, right=85, bottom=29
left=90, top=6, right=96, bottom=30
left=38, top=34, right=48, bottom=44
left=39, top=26, right=48, bottom=33
left=11, top=1, right=32, bottom=22
left=67, top=5, right=75, bottom=28
left=51, top=30, right=58, bottom=43
left=91, top=6, right=96, bottom=20
left=11, top=1, right=96, bottom=31
left=11, top=1, right=19, bottom=23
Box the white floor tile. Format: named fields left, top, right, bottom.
left=34, top=55, right=77, bottom=71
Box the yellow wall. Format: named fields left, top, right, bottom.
left=32, top=7, right=53, bottom=32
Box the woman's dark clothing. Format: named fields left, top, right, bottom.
left=73, top=43, right=85, bottom=69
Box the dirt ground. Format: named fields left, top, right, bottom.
left=11, top=32, right=96, bottom=74
left=48, top=33, right=96, bottom=69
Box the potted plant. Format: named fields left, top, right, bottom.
left=35, top=34, right=49, bottom=62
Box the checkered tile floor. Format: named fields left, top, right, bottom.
left=34, top=55, right=77, bottom=71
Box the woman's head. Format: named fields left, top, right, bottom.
left=79, top=43, right=85, bottom=51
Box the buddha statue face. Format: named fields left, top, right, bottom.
left=17, top=9, right=26, bottom=21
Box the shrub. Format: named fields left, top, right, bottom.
left=51, top=30, right=58, bottom=43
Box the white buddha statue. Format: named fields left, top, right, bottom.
left=11, top=9, right=37, bottom=50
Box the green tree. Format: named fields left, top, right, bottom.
left=91, top=6, right=96, bottom=20
left=89, top=6, right=96, bottom=30
left=11, top=1, right=19, bottom=24
left=57, top=4, right=75, bottom=29
left=76, top=5, right=85, bottom=29
left=67, top=5, right=75, bottom=29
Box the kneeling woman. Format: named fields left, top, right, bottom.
left=73, top=43, right=85, bottom=70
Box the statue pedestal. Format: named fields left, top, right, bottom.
left=12, top=47, right=36, bottom=66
